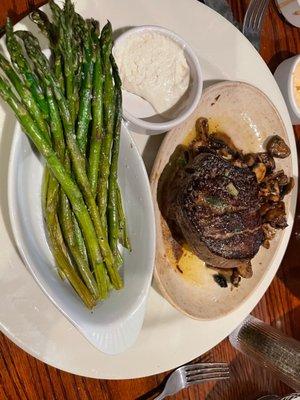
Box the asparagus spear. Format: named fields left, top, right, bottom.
left=76, top=19, right=94, bottom=155
left=43, top=172, right=67, bottom=283
left=73, top=213, right=89, bottom=263
left=44, top=167, right=66, bottom=283
left=29, top=10, right=64, bottom=92
left=44, top=85, right=65, bottom=156
left=107, top=56, right=123, bottom=266
left=97, top=22, right=115, bottom=237
left=17, top=32, right=122, bottom=289
left=0, top=74, right=110, bottom=298
left=59, top=0, right=76, bottom=124
left=51, top=236, right=96, bottom=309
left=70, top=13, right=85, bottom=121
left=109, top=57, right=131, bottom=251
left=29, top=10, right=56, bottom=43
left=116, top=183, right=131, bottom=250
left=0, top=53, right=49, bottom=139
left=47, top=205, right=96, bottom=309
left=5, top=19, right=49, bottom=119
left=41, top=166, right=50, bottom=216
left=49, top=0, right=63, bottom=26
left=88, top=24, right=103, bottom=196
left=59, top=152, right=99, bottom=299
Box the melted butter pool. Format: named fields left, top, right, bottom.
left=165, top=240, right=209, bottom=287
left=182, top=118, right=221, bottom=147
left=177, top=245, right=207, bottom=286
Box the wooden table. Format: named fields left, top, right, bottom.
left=0, top=1, right=299, bottom=399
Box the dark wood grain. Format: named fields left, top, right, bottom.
left=0, top=1, right=299, bottom=399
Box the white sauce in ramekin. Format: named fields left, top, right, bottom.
left=114, top=31, right=190, bottom=114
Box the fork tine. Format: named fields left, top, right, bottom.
left=185, top=365, right=229, bottom=374
left=243, top=0, right=269, bottom=33
left=186, top=371, right=230, bottom=382
left=243, top=2, right=252, bottom=31
left=187, top=375, right=230, bottom=387
left=186, top=367, right=230, bottom=377
left=184, top=362, right=228, bottom=372
left=248, top=0, right=260, bottom=30
left=252, top=0, right=265, bottom=29
left=243, top=0, right=255, bottom=32
left=255, top=0, right=270, bottom=31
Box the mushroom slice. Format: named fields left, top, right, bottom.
left=253, top=163, right=267, bottom=182
left=266, top=135, right=291, bottom=159
left=237, top=261, right=253, bottom=279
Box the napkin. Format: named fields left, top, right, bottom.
left=200, top=0, right=263, bottom=48
left=201, top=0, right=241, bottom=30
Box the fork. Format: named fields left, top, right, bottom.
left=242, top=0, right=270, bottom=50
left=153, top=363, right=230, bottom=399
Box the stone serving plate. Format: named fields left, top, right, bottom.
left=150, top=81, right=297, bottom=320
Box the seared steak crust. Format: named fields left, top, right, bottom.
left=171, top=152, right=264, bottom=263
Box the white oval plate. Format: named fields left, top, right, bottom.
left=8, top=121, right=155, bottom=355
left=0, top=0, right=297, bottom=379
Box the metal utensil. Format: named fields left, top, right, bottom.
left=154, top=363, right=230, bottom=400
left=242, top=0, right=270, bottom=50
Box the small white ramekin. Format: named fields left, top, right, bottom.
left=113, top=25, right=203, bottom=135
left=274, top=54, right=300, bottom=125
left=275, top=0, right=300, bottom=28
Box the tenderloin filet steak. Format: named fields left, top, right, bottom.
left=169, top=151, right=264, bottom=269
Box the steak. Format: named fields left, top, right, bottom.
left=169, top=151, right=264, bottom=269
